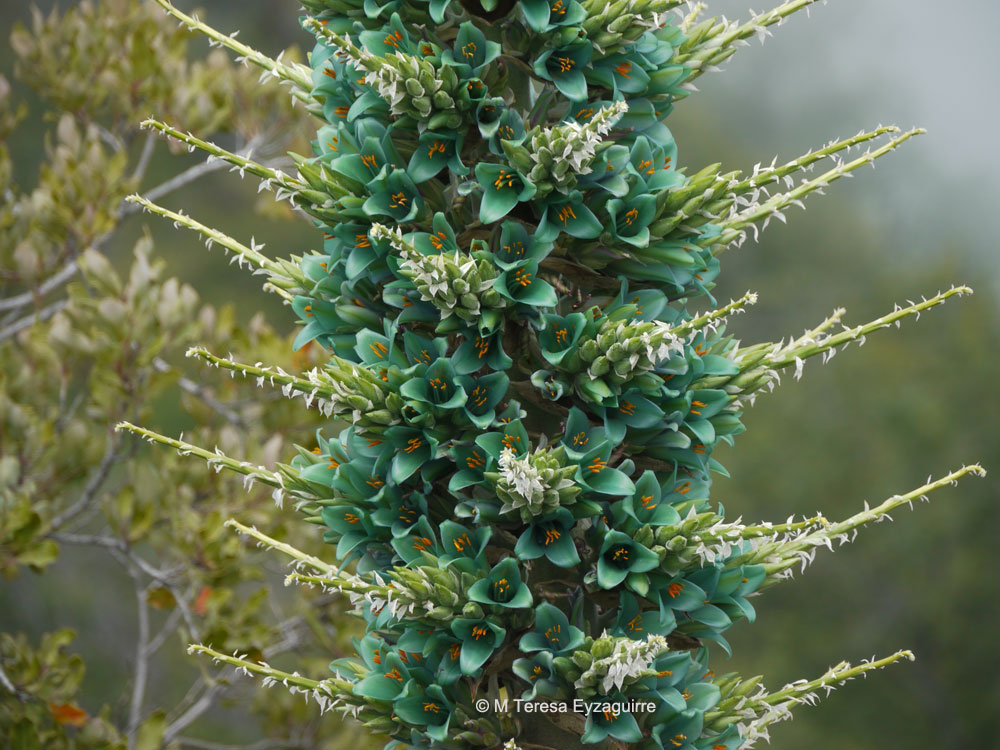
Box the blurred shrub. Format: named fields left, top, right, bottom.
left=0, top=2, right=377, bottom=749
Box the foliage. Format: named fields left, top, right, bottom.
left=0, top=2, right=377, bottom=748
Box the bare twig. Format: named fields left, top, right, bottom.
left=145, top=609, right=183, bottom=657
left=0, top=663, right=30, bottom=702
left=141, top=159, right=230, bottom=206
left=162, top=618, right=306, bottom=745
left=0, top=140, right=264, bottom=318
left=0, top=264, right=81, bottom=312
left=132, top=132, right=158, bottom=183
left=127, top=574, right=151, bottom=750
left=162, top=683, right=225, bottom=744
left=165, top=673, right=213, bottom=727
left=152, top=357, right=245, bottom=426
left=176, top=737, right=302, bottom=750
left=54, top=534, right=172, bottom=582
left=48, top=433, right=123, bottom=532
left=0, top=299, right=67, bottom=343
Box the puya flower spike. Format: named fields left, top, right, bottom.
left=131, top=1, right=984, bottom=748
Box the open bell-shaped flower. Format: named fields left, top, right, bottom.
left=519, top=601, right=585, bottom=655
left=597, top=530, right=660, bottom=590
left=394, top=683, right=454, bottom=742
left=468, top=558, right=533, bottom=609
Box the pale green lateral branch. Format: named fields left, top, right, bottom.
left=677, top=0, right=827, bottom=84
left=225, top=519, right=336, bottom=574
left=305, top=20, right=382, bottom=72
left=747, top=465, right=987, bottom=583
left=115, top=421, right=283, bottom=490
left=726, top=127, right=903, bottom=199
left=237, top=497, right=475, bottom=624
left=706, top=650, right=916, bottom=740
left=185, top=347, right=401, bottom=431
left=185, top=644, right=378, bottom=723
left=139, top=119, right=323, bottom=202
left=700, top=286, right=974, bottom=400
left=150, top=0, right=314, bottom=99
left=670, top=291, right=758, bottom=338
left=126, top=195, right=301, bottom=300
left=767, top=285, right=972, bottom=370
left=656, top=126, right=903, bottom=233
left=706, top=128, right=926, bottom=252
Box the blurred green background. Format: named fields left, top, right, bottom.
left=2, top=1, right=997, bottom=748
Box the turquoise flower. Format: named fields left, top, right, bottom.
left=442, top=22, right=501, bottom=77
left=494, top=220, right=553, bottom=270
left=534, top=43, right=592, bottom=100
left=590, top=54, right=651, bottom=95
left=320, top=505, right=378, bottom=562
left=538, top=312, right=587, bottom=368
left=519, top=601, right=585, bottom=654
left=597, top=530, right=660, bottom=591
left=606, top=190, right=658, bottom=248
left=447, top=443, right=495, bottom=497
left=520, top=0, right=585, bottom=33
left=390, top=516, right=441, bottom=565
left=468, top=558, right=533, bottom=609
left=578, top=142, right=630, bottom=196
left=515, top=508, right=580, bottom=567
left=358, top=13, right=419, bottom=56
left=561, top=406, right=612, bottom=462
left=487, top=109, right=527, bottom=155
left=512, top=651, right=559, bottom=700
left=353, top=649, right=411, bottom=700
left=394, top=684, right=454, bottom=741
left=384, top=425, right=439, bottom=483
left=330, top=130, right=404, bottom=186
left=399, top=357, right=467, bottom=414
left=449, top=617, right=506, bottom=674
left=580, top=691, right=643, bottom=744
left=453, top=329, right=513, bottom=373
left=407, top=131, right=468, bottom=183
left=407, top=212, right=460, bottom=255
left=494, top=260, right=558, bottom=309
left=475, top=162, right=536, bottom=223
left=475, top=97, right=506, bottom=139
left=574, top=444, right=635, bottom=497
left=603, top=389, right=666, bottom=439
left=363, top=168, right=423, bottom=222
left=535, top=192, right=603, bottom=243
left=530, top=369, right=571, bottom=400
left=437, top=520, right=491, bottom=570
left=628, top=134, right=681, bottom=191
left=458, top=372, right=509, bottom=429
left=619, top=470, right=681, bottom=527
left=651, top=708, right=706, bottom=750
left=655, top=575, right=708, bottom=618
left=612, top=592, right=676, bottom=639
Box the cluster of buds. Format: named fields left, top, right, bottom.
left=489, top=445, right=582, bottom=520
left=516, top=101, right=628, bottom=196
left=580, top=0, right=681, bottom=55
left=573, top=633, right=669, bottom=695
left=580, top=317, right=684, bottom=386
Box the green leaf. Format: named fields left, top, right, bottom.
left=17, top=540, right=59, bottom=571
left=134, top=710, right=166, bottom=750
